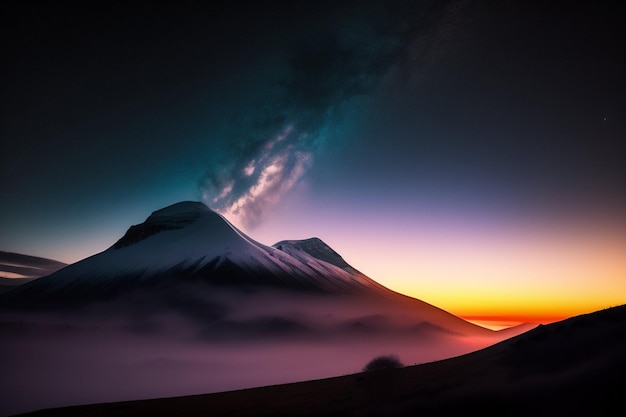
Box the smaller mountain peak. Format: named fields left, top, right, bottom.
left=273, top=237, right=358, bottom=275
left=274, top=237, right=325, bottom=248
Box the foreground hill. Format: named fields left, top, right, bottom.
left=17, top=304, right=626, bottom=417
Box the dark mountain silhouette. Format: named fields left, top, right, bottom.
left=17, top=304, right=625, bottom=417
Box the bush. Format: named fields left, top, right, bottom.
left=363, top=354, right=404, bottom=372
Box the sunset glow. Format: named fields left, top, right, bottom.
left=250, top=200, right=626, bottom=324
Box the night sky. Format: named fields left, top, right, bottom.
left=2, top=0, right=624, bottom=321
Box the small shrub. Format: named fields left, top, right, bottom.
left=363, top=354, right=403, bottom=372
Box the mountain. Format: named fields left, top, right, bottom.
left=2, top=201, right=393, bottom=306
left=17, top=304, right=625, bottom=417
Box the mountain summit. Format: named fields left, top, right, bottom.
left=112, top=201, right=213, bottom=249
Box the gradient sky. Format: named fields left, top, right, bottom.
left=2, top=1, right=624, bottom=322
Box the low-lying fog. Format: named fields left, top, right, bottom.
left=0, top=287, right=517, bottom=416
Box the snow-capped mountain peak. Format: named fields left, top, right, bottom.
left=3, top=202, right=390, bottom=305
left=273, top=238, right=360, bottom=275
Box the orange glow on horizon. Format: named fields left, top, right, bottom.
left=339, top=214, right=626, bottom=325
left=461, top=315, right=567, bottom=330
